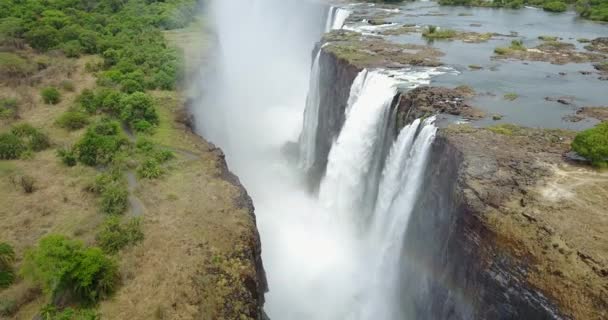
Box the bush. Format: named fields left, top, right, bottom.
left=21, top=235, right=119, bottom=304
left=41, top=87, right=61, bottom=105
left=572, top=122, right=608, bottom=167
left=0, top=133, right=25, bottom=159
left=119, top=92, right=159, bottom=128
left=120, top=79, right=143, bottom=94
left=100, top=182, right=129, bottom=215
left=422, top=26, right=457, bottom=39
left=56, top=112, right=89, bottom=130
left=25, top=25, right=60, bottom=51
left=12, top=124, right=50, bottom=152
left=96, top=217, right=144, bottom=253
left=137, top=158, right=163, bottom=179
left=74, top=120, right=128, bottom=166
left=77, top=89, right=97, bottom=113
left=0, top=98, right=17, bottom=118
left=61, top=40, right=83, bottom=58
left=510, top=39, right=526, bottom=50
left=19, top=175, right=35, bottom=193
left=57, top=148, right=77, bottom=167
left=0, top=242, right=15, bottom=288
left=543, top=1, right=567, bottom=12
left=0, top=52, right=35, bottom=78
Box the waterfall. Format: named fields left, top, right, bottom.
left=298, top=50, right=323, bottom=170
left=319, top=70, right=397, bottom=223
left=325, top=6, right=351, bottom=32
left=359, top=116, right=438, bottom=319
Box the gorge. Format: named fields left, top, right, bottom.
left=194, top=1, right=608, bottom=319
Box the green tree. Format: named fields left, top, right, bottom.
left=21, top=235, right=119, bottom=304
left=572, top=122, right=608, bottom=167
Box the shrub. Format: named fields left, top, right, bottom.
left=96, top=217, right=144, bottom=253
left=137, top=159, right=163, bottom=179
left=0, top=52, right=35, bottom=78
left=12, top=124, right=50, bottom=152
left=100, top=182, right=129, bottom=215
left=21, top=235, right=119, bottom=304
left=0, top=98, right=17, bottom=118
left=25, top=25, right=60, bottom=51
left=119, top=92, right=159, bottom=128
left=19, top=175, right=35, bottom=193
left=0, top=133, right=25, bottom=159
left=509, top=39, right=526, bottom=50
left=543, top=1, right=568, bottom=12
left=572, top=122, right=608, bottom=167
left=78, top=89, right=97, bottom=113
left=504, top=93, right=518, bottom=101
left=422, top=26, right=456, bottom=39
left=120, top=79, right=143, bottom=94
left=56, top=111, right=89, bottom=130
left=41, top=87, right=61, bottom=105
left=74, top=120, right=128, bottom=166
left=0, top=242, right=15, bottom=288
left=538, top=35, right=558, bottom=41
left=61, top=40, right=83, bottom=58
left=494, top=47, right=510, bottom=55
left=57, top=148, right=77, bottom=167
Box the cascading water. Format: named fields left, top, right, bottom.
left=325, top=6, right=351, bottom=31
left=298, top=49, right=323, bottom=170
left=319, top=70, right=397, bottom=222
left=200, top=1, right=445, bottom=319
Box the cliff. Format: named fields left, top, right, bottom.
left=313, top=31, right=608, bottom=319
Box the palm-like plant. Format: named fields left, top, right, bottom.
left=0, top=242, right=15, bottom=288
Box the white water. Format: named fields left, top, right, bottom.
left=326, top=6, right=351, bottom=31
left=298, top=49, right=323, bottom=170
left=198, top=1, right=442, bottom=319
left=319, top=71, right=397, bottom=222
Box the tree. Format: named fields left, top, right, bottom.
left=21, top=235, right=119, bottom=304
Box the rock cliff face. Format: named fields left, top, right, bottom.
left=306, top=47, right=360, bottom=188
left=314, top=43, right=607, bottom=319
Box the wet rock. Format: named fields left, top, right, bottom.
left=396, top=86, right=484, bottom=128
left=576, top=106, right=608, bottom=121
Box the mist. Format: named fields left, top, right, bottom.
left=192, top=0, right=364, bottom=318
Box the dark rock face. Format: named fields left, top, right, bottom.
left=396, top=86, right=482, bottom=128
left=399, top=134, right=565, bottom=320
left=306, top=47, right=360, bottom=189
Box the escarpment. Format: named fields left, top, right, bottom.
left=312, top=27, right=607, bottom=319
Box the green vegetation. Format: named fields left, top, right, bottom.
left=56, top=111, right=89, bottom=131
left=0, top=52, right=35, bottom=78
left=488, top=123, right=521, bottom=135
left=422, top=25, right=457, bottom=39
left=12, top=123, right=51, bottom=152
left=39, top=305, right=99, bottom=320
left=539, top=35, right=558, bottom=41
left=572, top=122, right=608, bottom=167
left=543, top=1, right=568, bottom=11
left=57, top=147, right=77, bottom=166
left=0, top=242, right=15, bottom=288
left=91, top=171, right=129, bottom=215
left=41, top=87, right=61, bottom=105
left=504, top=92, right=519, bottom=101
left=74, top=120, right=128, bottom=166
left=495, top=40, right=527, bottom=55
left=439, top=0, right=608, bottom=21
left=96, top=217, right=144, bottom=253
left=0, top=97, right=17, bottom=118
left=0, top=133, right=26, bottom=159
left=21, top=235, right=119, bottom=304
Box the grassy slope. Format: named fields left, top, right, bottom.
left=1, top=16, right=263, bottom=320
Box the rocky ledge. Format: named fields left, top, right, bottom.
left=399, top=118, right=608, bottom=319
